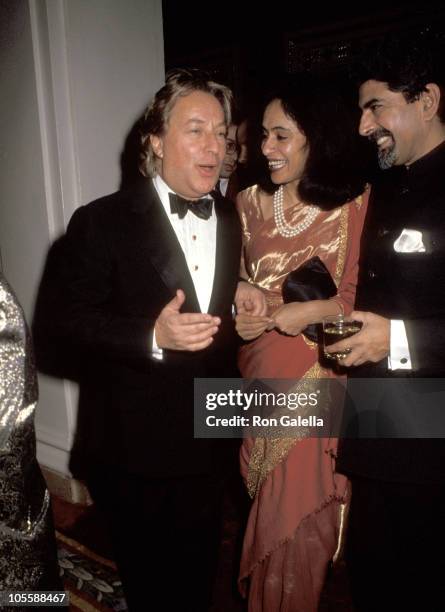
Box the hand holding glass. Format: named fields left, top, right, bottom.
left=322, top=314, right=362, bottom=361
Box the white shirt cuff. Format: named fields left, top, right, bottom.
left=151, top=327, right=163, bottom=361
left=388, top=319, right=412, bottom=370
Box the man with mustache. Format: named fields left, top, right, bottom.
left=329, top=33, right=445, bottom=611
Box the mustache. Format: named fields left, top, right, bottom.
left=368, top=127, right=393, bottom=144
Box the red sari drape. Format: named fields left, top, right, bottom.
left=237, top=185, right=368, bottom=612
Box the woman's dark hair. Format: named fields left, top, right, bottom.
left=260, top=72, right=367, bottom=210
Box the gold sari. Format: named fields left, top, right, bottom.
left=237, top=185, right=367, bottom=612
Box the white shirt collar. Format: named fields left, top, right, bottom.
left=219, top=178, right=229, bottom=196
left=152, top=173, right=174, bottom=215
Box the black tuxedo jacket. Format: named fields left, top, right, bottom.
left=34, top=178, right=241, bottom=478
left=337, top=142, right=445, bottom=484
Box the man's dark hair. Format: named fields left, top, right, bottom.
left=139, top=68, right=233, bottom=177
left=261, top=72, right=367, bottom=209
left=355, top=30, right=445, bottom=121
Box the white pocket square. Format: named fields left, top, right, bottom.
left=393, top=229, right=426, bottom=253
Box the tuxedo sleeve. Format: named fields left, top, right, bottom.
left=403, top=318, right=445, bottom=372
left=34, top=204, right=155, bottom=367
left=402, top=251, right=445, bottom=372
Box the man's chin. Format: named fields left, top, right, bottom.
left=221, top=166, right=234, bottom=178
left=377, top=147, right=397, bottom=170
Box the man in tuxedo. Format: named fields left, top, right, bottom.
left=329, top=34, right=445, bottom=611
left=34, top=69, right=264, bottom=611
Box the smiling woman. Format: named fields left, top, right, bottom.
left=235, top=73, right=368, bottom=612
left=262, top=98, right=309, bottom=189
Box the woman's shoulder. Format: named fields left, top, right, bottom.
left=237, top=184, right=262, bottom=204
left=236, top=184, right=265, bottom=216
left=338, top=186, right=370, bottom=238
left=347, top=185, right=370, bottom=215
left=336, top=185, right=370, bottom=217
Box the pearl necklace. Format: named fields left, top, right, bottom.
left=273, top=184, right=319, bottom=238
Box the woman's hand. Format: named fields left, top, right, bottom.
left=235, top=281, right=267, bottom=316
left=235, top=313, right=271, bottom=341
left=269, top=302, right=314, bottom=336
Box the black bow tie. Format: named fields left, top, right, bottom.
left=169, top=193, right=213, bottom=220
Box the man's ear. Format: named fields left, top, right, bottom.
left=150, top=134, right=163, bottom=158
left=421, top=84, right=441, bottom=121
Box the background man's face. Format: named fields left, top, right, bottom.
left=151, top=90, right=227, bottom=198
left=358, top=79, right=426, bottom=168
left=220, top=124, right=238, bottom=178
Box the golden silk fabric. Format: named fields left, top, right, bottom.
left=238, top=184, right=357, bottom=368
left=237, top=185, right=367, bottom=612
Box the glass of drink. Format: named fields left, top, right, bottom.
left=322, top=314, right=362, bottom=361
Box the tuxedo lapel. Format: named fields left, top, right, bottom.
left=129, top=179, right=200, bottom=312
left=225, top=173, right=240, bottom=203
left=208, top=195, right=239, bottom=314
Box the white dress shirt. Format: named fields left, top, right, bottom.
left=218, top=178, right=229, bottom=196
left=151, top=174, right=217, bottom=357
left=389, top=319, right=412, bottom=370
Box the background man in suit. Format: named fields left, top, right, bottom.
left=330, top=34, right=445, bottom=611
left=215, top=122, right=240, bottom=201
left=34, top=69, right=264, bottom=611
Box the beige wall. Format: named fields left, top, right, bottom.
left=0, top=0, right=164, bottom=480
